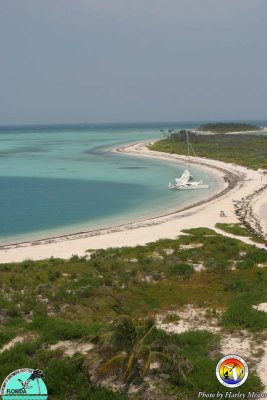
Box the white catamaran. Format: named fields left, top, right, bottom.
left=168, top=131, right=209, bottom=190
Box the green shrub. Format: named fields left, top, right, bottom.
left=169, top=263, right=194, bottom=277
left=181, top=228, right=218, bottom=236
left=29, top=316, right=102, bottom=343
left=142, top=293, right=161, bottom=309
left=48, top=269, right=61, bottom=281
left=221, top=297, right=267, bottom=331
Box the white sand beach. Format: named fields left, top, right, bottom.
left=0, top=140, right=266, bottom=263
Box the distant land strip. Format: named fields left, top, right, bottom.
left=196, top=122, right=262, bottom=133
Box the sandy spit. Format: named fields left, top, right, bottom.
left=0, top=139, right=266, bottom=263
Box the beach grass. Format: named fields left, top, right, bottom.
left=0, top=229, right=267, bottom=397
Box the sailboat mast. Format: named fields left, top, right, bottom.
left=186, top=131, right=191, bottom=173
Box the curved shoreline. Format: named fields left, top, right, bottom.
left=0, top=139, right=265, bottom=262
left=0, top=141, right=230, bottom=247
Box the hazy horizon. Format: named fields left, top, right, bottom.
left=1, top=0, right=266, bottom=125
left=1, top=118, right=267, bottom=129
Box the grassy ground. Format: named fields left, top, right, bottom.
left=0, top=229, right=267, bottom=398
left=149, top=133, right=267, bottom=170
left=215, top=223, right=263, bottom=243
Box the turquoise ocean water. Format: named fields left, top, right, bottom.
left=0, top=121, right=265, bottom=244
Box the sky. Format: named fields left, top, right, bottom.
left=0, top=0, right=266, bottom=125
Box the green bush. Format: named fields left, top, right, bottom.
left=169, top=263, right=194, bottom=277
left=29, top=316, right=102, bottom=343
left=221, top=297, right=267, bottom=331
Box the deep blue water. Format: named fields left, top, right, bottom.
left=0, top=177, right=152, bottom=237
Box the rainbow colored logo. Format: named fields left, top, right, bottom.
left=216, top=355, right=248, bottom=388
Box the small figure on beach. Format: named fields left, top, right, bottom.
left=220, top=210, right=226, bottom=217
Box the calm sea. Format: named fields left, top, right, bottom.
left=0, top=121, right=265, bottom=244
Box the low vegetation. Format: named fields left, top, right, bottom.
left=150, top=132, right=267, bottom=169
left=0, top=229, right=267, bottom=397
left=215, top=223, right=263, bottom=243
left=221, top=295, right=267, bottom=331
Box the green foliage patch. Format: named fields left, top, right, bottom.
left=150, top=133, right=267, bottom=169
left=221, top=295, right=267, bottom=331
left=216, top=223, right=263, bottom=243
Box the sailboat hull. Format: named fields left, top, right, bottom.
left=169, top=184, right=209, bottom=190
left=176, top=184, right=209, bottom=190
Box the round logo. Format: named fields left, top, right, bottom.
left=0, top=368, right=48, bottom=399
left=216, top=355, right=248, bottom=388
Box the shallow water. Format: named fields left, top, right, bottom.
left=0, top=123, right=222, bottom=244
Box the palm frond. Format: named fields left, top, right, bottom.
left=123, top=352, right=136, bottom=382
left=112, top=315, right=137, bottom=349
left=96, top=354, right=128, bottom=379
left=138, top=323, right=155, bottom=346
left=83, top=353, right=102, bottom=370
left=150, top=350, right=192, bottom=380
left=113, top=315, right=136, bottom=332
left=76, top=333, right=97, bottom=346
left=92, top=330, right=126, bottom=352
left=141, top=349, right=152, bottom=376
